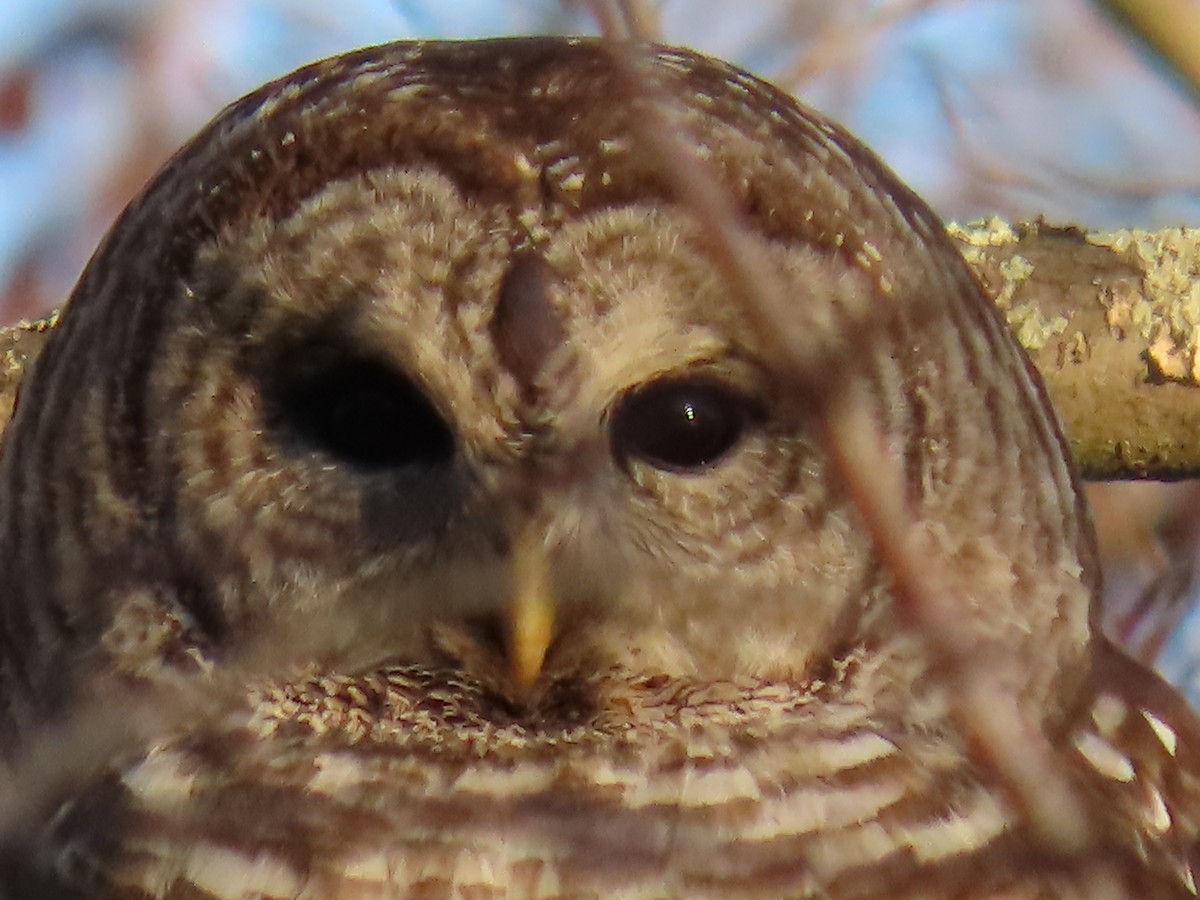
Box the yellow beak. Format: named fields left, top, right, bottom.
left=507, top=526, right=556, bottom=687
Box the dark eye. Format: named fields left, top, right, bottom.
left=611, top=378, right=749, bottom=472
left=272, top=355, right=454, bottom=470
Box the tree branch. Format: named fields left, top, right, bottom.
left=950, top=220, right=1200, bottom=480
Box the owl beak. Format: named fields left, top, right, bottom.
left=507, top=525, right=556, bottom=686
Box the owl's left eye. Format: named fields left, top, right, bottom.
left=610, top=378, right=750, bottom=472
left=270, top=355, right=455, bottom=471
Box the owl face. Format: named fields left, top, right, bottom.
left=147, top=165, right=876, bottom=696
left=0, top=38, right=1093, bottom=745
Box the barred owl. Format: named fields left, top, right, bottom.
left=0, top=36, right=1196, bottom=899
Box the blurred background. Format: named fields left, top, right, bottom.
left=3, top=0, right=1200, bottom=701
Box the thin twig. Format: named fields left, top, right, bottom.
left=585, top=3, right=1099, bottom=862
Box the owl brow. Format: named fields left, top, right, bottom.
left=491, top=250, right=567, bottom=391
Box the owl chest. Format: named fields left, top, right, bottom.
left=70, top=713, right=1018, bottom=899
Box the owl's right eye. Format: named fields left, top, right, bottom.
left=271, top=356, right=455, bottom=471
left=610, top=378, right=751, bottom=473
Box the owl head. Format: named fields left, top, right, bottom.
left=0, top=38, right=1098, bottom=750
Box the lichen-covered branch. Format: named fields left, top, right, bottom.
left=0, top=312, right=54, bottom=431
left=950, top=220, right=1200, bottom=480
